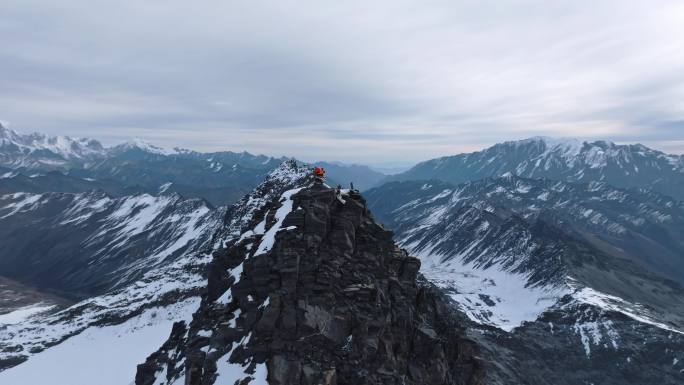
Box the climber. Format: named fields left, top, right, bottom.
left=313, top=166, right=326, bottom=182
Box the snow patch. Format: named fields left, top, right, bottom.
left=414, top=251, right=567, bottom=331
left=159, top=182, right=173, bottom=194
left=0, top=298, right=199, bottom=385
left=0, top=304, right=56, bottom=325
left=569, top=280, right=683, bottom=334
left=0, top=193, right=44, bottom=219
left=254, top=188, right=302, bottom=256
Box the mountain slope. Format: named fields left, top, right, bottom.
left=365, top=177, right=684, bottom=384
left=136, top=182, right=483, bottom=385
left=0, top=160, right=311, bottom=383
left=0, top=190, right=222, bottom=298
left=388, top=137, right=684, bottom=200
left=370, top=176, right=684, bottom=285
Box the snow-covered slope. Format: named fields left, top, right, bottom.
left=0, top=190, right=223, bottom=296
left=0, top=297, right=200, bottom=385
left=366, top=177, right=684, bottom=382
left=388, top=137, right=684, bottom=200
left=0, top=160, right=311, bottom=384
left=370, top=176, right=684, bottom=287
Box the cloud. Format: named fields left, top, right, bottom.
left=1, top=0, right=683, bottom=164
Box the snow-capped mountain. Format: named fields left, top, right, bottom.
left=0, top=123, right=106, bottom=170
left=108, top=138, right=180, bottom=156
left=0, top=125, right=291, bottom=206
left=366, top=177, right=684, bottom=384
left=388, top=137, right=684, bottom=200
left=0, top=160, right=311, bottom=384
left=0, top=124, right=180, bottom=169
left=0, top=125, right=390, bottom=207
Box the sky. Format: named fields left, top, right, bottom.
left=1, top=0, right=683, bottom=166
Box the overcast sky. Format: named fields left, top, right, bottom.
left=1, top=1, right=683, bottom=166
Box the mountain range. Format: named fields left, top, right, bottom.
left=0, top=124, right=385, bottom=206
left=0, top=161, right=310, bottom=377
left=365, top=174, right=684, bottom=383
left=1, top=126, right=683, bottom=385
left=387, top=136, right=684, bottom=200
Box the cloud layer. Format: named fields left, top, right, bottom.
left=2, top=0, right=683, bottom=164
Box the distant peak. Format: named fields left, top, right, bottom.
left=0, top=122, right=18, bottom=138
left=265, top=159, right=311, bottom=184
left=0, top=124, right=105, bottom=159
left=113, top=138, right=175, bottom=155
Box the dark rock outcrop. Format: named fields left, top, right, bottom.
left=137, top=183, right=484, bottom=385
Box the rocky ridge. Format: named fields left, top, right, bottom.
left=136, top=182, right=484, bottom=385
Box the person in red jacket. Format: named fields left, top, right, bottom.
left=313, top=166, right=326, bottom=182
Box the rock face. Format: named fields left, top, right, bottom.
left=136, top=183, right=484, bottom=385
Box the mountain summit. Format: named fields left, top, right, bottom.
left=108, top=138, right=178, bottom=156
left=136, top=182, right=484, bottom=385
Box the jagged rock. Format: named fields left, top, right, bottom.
left=137, top=183, right=484, bottom=385
left=136, top=321, right=189, bottom=385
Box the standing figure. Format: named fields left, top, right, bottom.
left=313, top=166, right=326, bottom=183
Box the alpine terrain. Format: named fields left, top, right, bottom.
left=0, top=161, right=312, bottom=383
left=366, top=175, right=684, bottom=384
left=1, top=135, right=682, bottom=385
left=4, top=0, right=683, bottom=383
